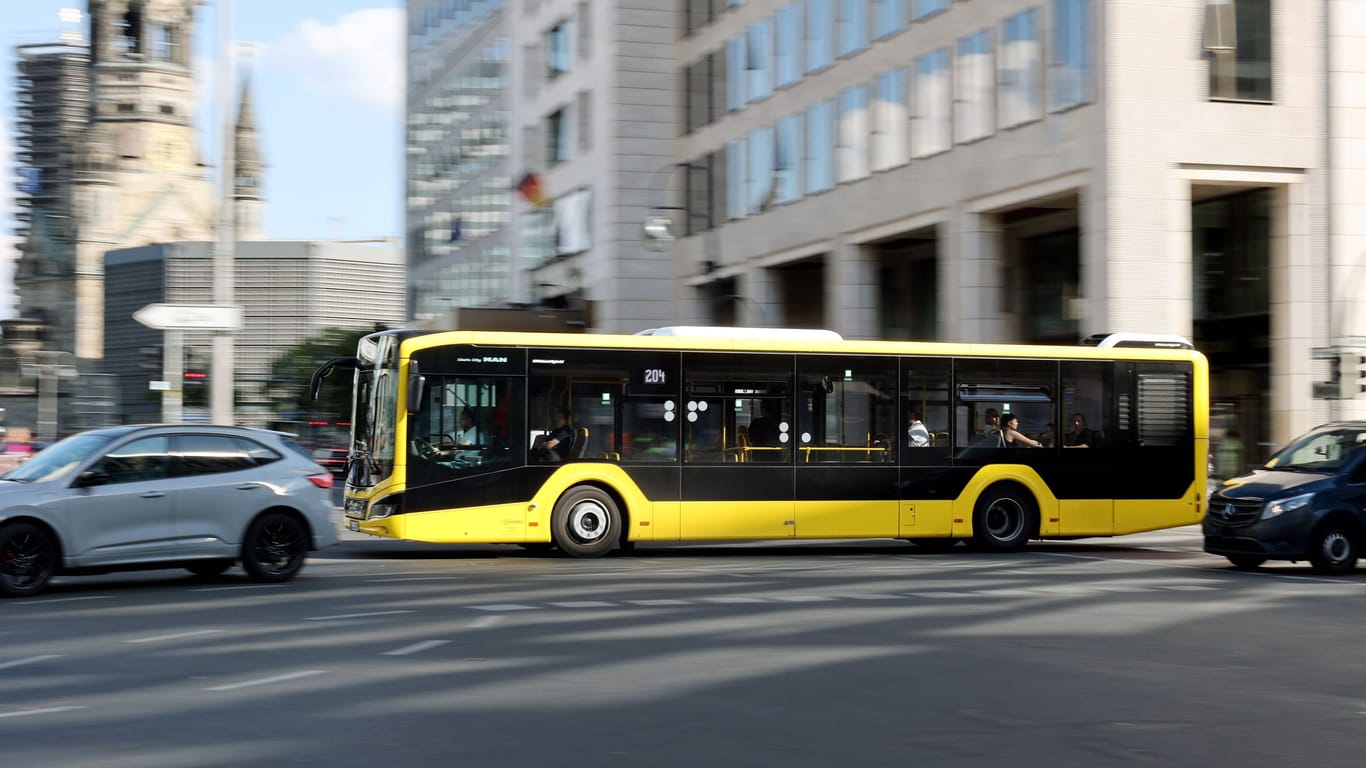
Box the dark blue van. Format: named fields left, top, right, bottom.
left=1204, top=421, right=1366, bottom=574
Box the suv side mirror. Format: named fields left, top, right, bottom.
left=75, top=468, right=112, bottom=488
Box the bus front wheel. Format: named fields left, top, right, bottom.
left=552, top=486, right=620, bottom=558
left=972, top=487, right=1035, bottom=553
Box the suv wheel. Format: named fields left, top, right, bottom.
left=0, top=521, right=57, bottom=598
left=241, top=512, right=308, bottom=582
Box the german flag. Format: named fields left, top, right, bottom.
left=516, top=172, right=547, bottom=208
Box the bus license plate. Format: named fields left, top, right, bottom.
left=348, top=520, right=359, bottom=532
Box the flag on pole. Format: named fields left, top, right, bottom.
left=516, top=172, right=547, bottom=208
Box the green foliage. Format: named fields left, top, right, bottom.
left=269, top=326, right=383, bottom=422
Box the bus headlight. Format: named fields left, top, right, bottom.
left=370, top=501, right=399, bottom=519
left=1263, top=492, right=1313, bottom=520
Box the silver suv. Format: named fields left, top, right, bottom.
left=0, top=425, right=339, bottom=597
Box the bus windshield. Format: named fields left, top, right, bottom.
left=347, top=334, right=398, bottom=487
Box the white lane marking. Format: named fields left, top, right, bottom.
left=771, top=595, right=836, bottom=602
left=303, top=610, right=415, bottom=621
left=468, top=615, right=504, bottom=629
left=191, top=584, right=286, bottom=593
left=625, top=599, right=690, bottom=606
left=548, top=601, right=618, bottom=608
left=1092, top=585, right=1156, bottom=593
left=123, top=629, right=225, bottom=644
left=471, top=604, right=536, bottom=611
left=367, top=577, right=464, bottom=583
left=844, top=593, right=902, bottom=600
left=382, top=640, right=451, bottom=656
left=0, top=655, right=62, bottom=671
left=0, top=705, right=86, bottom=719
left=1159, top=584, right=1220, bottom=591
left=701, top=596, right=768, bottom=604
left=205, top=669, right=326, bottom=692
left=14, top=596, right=112, bottom=605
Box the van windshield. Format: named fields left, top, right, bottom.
left=1266, top=427, right=1366, bottom=472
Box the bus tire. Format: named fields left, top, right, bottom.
left=552, top=486, right=620, bottom=558
left=972, top=486, right=1035, bottom=553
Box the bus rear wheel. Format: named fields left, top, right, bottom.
left=972, top=487, right=1035, bottom=553
left=552, top=486, right=620, bottom=558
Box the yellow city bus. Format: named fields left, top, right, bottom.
left=311, top=328, right=1208, bottom=556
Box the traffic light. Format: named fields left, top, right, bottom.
left=1339, top=354, right=1366, bottom=400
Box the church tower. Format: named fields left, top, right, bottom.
left=16, top=0, right=215, bottom=360
left=233, top=78, right=264, bottom=240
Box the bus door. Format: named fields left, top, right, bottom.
left=1049, top=361, right=1115, bottom=535
left=795, top=356, right=900, bottom=537
left=680, top=352, right=794, bottom=539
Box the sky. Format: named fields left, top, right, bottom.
left=0, top=0, right=406, bottom=319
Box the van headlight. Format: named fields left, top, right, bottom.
left=1263, top=492, right=1314, bottom=519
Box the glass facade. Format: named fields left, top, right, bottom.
left=806, top=0, right=835, bottom=73
left=407, top=2, right=512, bottom=321
left=838, top=0, right=869, bottom=57
left=955, top=30, right=994, bottom=143
left=872, top=68, right=908, bottom=171
left=837, top=84, right=870, bottom=183
left=805, top=99, right=836, bottom=194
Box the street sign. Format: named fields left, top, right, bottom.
left=149, top=380, right=171, bottom=391
left=133, top=303, right=243, bottom=331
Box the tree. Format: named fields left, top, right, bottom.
left=269, top=326, right=382, bottom=423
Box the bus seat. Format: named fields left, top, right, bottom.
left=571, top=427, right=589, bottom=459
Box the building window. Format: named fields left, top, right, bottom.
left=686, top=0, right=714, bottom=35
left=912, top=0, right=948, bottom=21
left=748, top=19, right=774, bottom=103
left=999, top=9, right=1042, bottom=128
left=577, top=2, right=591, bottom=59
left=546, top=21, right=575, bottom=79
left=873, top=0, right=904, bottom=39
left=1208, top=0, right=1272, bottom=101
left=727, top=34, right=747, bottom=110
left=776, top=114, right=803, bottom=204
left=837, top=84, right=870, bottom=183
left=727, top=138, right=748, bottom=220
left=749, top=125, right=775, bottom=213
left=954, top=30, right=994, bottom=143
left=151, top=24, right=174, bottom=62
left=912, top=48, right=950, bottom=157
left=776, top=2, right=804, bottom=88
left=546, top=107, right=573, bottom=165
left=806, top=0, right=835, bottom=73
left=1052, top=0, right=1090, bottom=109
left=838, top=0, right=869, bottom=57
left=805, top=98, right=836, bottom=193
left=686, top=58, right=712, bottom=133
left=872, top=68, right=908, bottom=171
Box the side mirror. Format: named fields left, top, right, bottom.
left=407, top=361, right=425, bottom=415
left=75, top=468, right=111, bottom=488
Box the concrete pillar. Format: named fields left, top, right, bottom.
left=1270, top=181, right=1323, bottom=440
left=827, top=239, right=877, bottom=338
left=949, top=208, right=1004, bottom=342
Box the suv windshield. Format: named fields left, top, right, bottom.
left=1266, top=427, right=1366, bottom=473
left=2, top=433, right=116, bottom=483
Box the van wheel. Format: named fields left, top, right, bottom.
left=972, top=487, right=1035, bottom=553
left=1309, top=523, right=1358, bottom=575
left=0, top=521, right=57, bottom=598
left=1226, top=554, right=1266, bottom=570
left=552, top=486, right=619, bottom=558
left=241, top=512, right=308, bottom=582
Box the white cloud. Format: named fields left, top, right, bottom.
left=267, top=8, right=405, bottom=112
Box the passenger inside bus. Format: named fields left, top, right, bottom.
left=532, top=407, right=575, bottom=462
